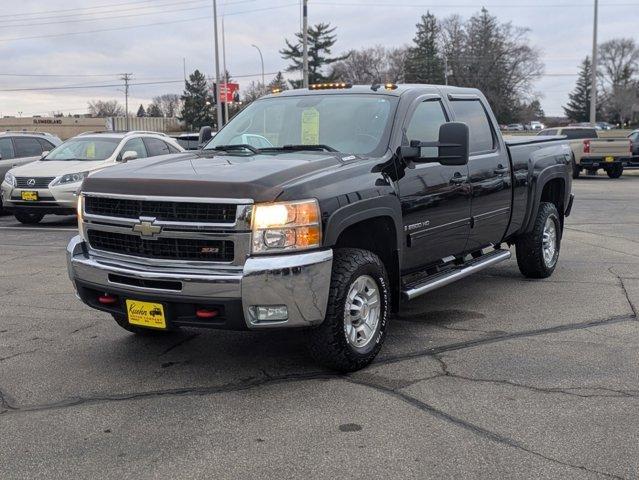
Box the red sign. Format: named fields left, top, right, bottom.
left=219, top=83, right=239, bottom=102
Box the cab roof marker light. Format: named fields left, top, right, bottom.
left=384, top=83, right=398, bottom=90
left=309, top=82, right=352, bottom=90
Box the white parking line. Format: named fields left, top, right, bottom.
left=0, top=226, right=78, bottom=231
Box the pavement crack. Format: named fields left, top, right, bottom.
left=565, top=226, right=639, bottom=246
left=159, top=333, right=199, bottom=356
left=0, top=349, right=39, bottom=363
left=344, top=377, right=625, bottom=479
left=609, top=267, right=638, bottom=319
left=70, top=321, right=101, bottom=334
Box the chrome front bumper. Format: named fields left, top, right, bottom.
left=66, top=235, right=333, bottom=329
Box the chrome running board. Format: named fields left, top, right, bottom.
left=402, top=249, right=511, bottom=301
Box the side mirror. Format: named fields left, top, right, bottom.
left=40, top=150, right=50, bottom=159
left=199, top=126, right=213, bottom=146
left=120, top=150, right=138, bottom=162
left=400, top=122, right=470, bottom=166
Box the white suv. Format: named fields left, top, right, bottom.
left=1, top=131, right=184, bottom=224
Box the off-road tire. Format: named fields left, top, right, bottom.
left=607, top=164, right=623, bottom=178
left=571, top=158, right=580, bottom=179
left=516, top=202, right=561, bottom=279
left=112, top=314, right=175, bottom=336
left=307, top=248, right=390, bottom=372
left=14, top=211, right=44, bottom=224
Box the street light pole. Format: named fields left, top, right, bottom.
left=251, top=44, right=265, bottom=94
left=222, top=17, right=229, bottom=125
left=212, top=0, right=223, bottom=131
left=302, top=0, right=309, bottom=88
left=589, top=0, right=598, bottom=126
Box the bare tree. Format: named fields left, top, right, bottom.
left=598, top=38, right=639, bottom=123
left=87, top=100, right=124, bottom=117
left=149, top=94, right=183, bottom=117
left=329, top=45, right=409, bottom=84
left=242, top=81, right=265, bottom=105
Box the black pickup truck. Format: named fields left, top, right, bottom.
left=67, top=84, right=574, bottom=371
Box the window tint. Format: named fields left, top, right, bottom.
left=543, top=129, right=558, bottom=136
left=0, top=138, right=15, bottom=159
left=450, top=100, right=495, bottom=154
left=167, top=143, right=180, bottom=153
left=121, top=138, right=147, bottom=159
left=13, top=137, right=43, bottom=157
left=405, top=100, right=448, bottom=158
left=562, top=128, right=597, bottom=139
left=144, top=137, right=171, bottom=157
left=37, top=139, right=56, bottom=151
left=629, top=132, right=638, bottom=141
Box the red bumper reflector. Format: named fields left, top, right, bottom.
left=98, top=294, right=118, bottom=305
left=196, top=308, right=219, bottom=319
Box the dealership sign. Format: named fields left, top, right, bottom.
left=219, top=83, right=240, bottom=102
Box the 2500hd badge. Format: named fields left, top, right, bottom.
left=67, top=83, right=574, bottom=372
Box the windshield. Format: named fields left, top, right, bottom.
left=44, top=137, right=120, bottom=161
left=206, top=94, right=396, bottom=156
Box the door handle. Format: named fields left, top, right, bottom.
left=494, top=166, right=508, bottom=174
left=450, top=175, right=468, bottom=185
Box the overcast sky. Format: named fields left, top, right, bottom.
left=0, top=0, right=637, bottom=118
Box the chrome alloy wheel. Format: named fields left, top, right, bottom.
left=344, top=275, right=381, bottom=349
left=542, top=216, right=558, bottom=268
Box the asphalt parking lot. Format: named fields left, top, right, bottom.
left=1, top=172, right=638, bottom=480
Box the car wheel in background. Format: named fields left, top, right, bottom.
left=14, top=211, right=44, bottom=224
left=515, top=202, right=561, bottom=279
left=607, top=164, right=623, bottom=179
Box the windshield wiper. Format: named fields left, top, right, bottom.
left=209, top=144, right=260, bottom=154
left=259, top=144, right=339, bottom=153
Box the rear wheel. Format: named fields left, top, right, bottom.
left=516, top=202, right=561, bottom=279
left=607, top=164, right=623, bottom=178
left=307, top=248, right=390, bottom=372
left=14, top=211, right=44, bottom=224
left=112, top=314, right=175, bottom=336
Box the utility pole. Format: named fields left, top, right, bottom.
left=120, top=73, right=132, bottom=131
left=212, top=0, right=223, bottom=131
left=183, top=57, right=187, bottom=82
left=444, top=55, right=449, bottom=86
left=222, top=18, right=229, bottom=125
left=302, top=0, right=309, bottom=88
left=589, top=0, right=598, bottom=126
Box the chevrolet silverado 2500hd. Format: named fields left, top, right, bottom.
left=66, top=84, right=574, bottom=371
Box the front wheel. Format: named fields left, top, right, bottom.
left=607, top=164, right=623, bottom=178
left=14, top=211, right=44, bottom=224
left=515, top=202, right=561, bottom=279
left=307, top=248, right=390, bottom=372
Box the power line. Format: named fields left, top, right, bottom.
left=0, top=0, right=167, bottom=19
left=0, top=73, right=120, bottom=78
left=314, top=1, right=639, bottom=6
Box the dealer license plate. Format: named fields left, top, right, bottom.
left=21, top=191, right=38, bottom=201
left=125, top=300, right=166, bottom=329
left=605, top=156, right=614, bottom=163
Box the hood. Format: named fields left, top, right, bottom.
left=10, top=159, right=111, bottom=178
left=81, top=151, right=347, bottom=202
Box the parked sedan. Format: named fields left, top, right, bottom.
left=505, top=123, right=525, bottom=131
left=0, top=131, right=62, bottom=212
left=1, top=131, right=183, bottom=224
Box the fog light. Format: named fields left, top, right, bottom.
left=251, top=305, right=288, bottom=322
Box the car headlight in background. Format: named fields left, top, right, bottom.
left=4, top=172, right=16, bottom=187
left=251, top=199, right=321, bottom=254
left=52, top=171, right=90, bottom=186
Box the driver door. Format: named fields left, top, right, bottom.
left=397, top=97, right=471, bottom=273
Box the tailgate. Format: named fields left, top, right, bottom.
left=589, top=139, right=630, bottom=156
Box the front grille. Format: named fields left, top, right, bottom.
left=84, top=196, right=236, bottom=223
left=16, top=177, right=55, bottom=188
left=88, top=230, right=234, bottom=262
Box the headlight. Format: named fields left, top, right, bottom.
left=251, top=199, right=321, bottom=254
left=52, top=171, right=90, bottom=186
left=4, top=172, right=16, bottom=187
left=76, top=194, right=85, bottom=240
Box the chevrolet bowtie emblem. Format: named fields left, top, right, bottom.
left=132, top=218, right=162, bottom=237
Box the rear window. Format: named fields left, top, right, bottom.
left=13, top=137, right=43, bottom=157
left=450, top=100, right=496, bottom=154
left=562, top=128, right=597, bottom=140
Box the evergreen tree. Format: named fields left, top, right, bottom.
left=280, top=23, right=348, bottom=88
left=404, top=12, right=445, bottom=84
left=563, top=57, right=599, bottom=122
left=136, top=104, right=146, bottom=117
left=147, top=103, right=162, bottom=117
left=180, top=69, right=215, bottom=130
left=267, top=71, right=288, bottom=92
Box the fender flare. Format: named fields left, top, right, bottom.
left=522, top=164, right=569, bottom=233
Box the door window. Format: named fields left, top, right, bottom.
left=0, top=138, right=14, bottom=159
left=450, top=100, right=496, bottom=154
left=37, top=139, right=56, bottom=151
left=405, top=100, right=448, bottom=158
left=121, top=138, right=148, bottom=159
left=144, top=137, right=171, bottom=157
left=13, top=137, right=43, bottom=157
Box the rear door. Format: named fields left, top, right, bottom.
left=143, top=137, right=172, bottom=157
left=0, top=137, right=16, bottom=178
left=448, top=96, right=512, bottom=252
left=397, top=95, right=471, bottom=272
left=12, top=136, right=44, bottom=168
